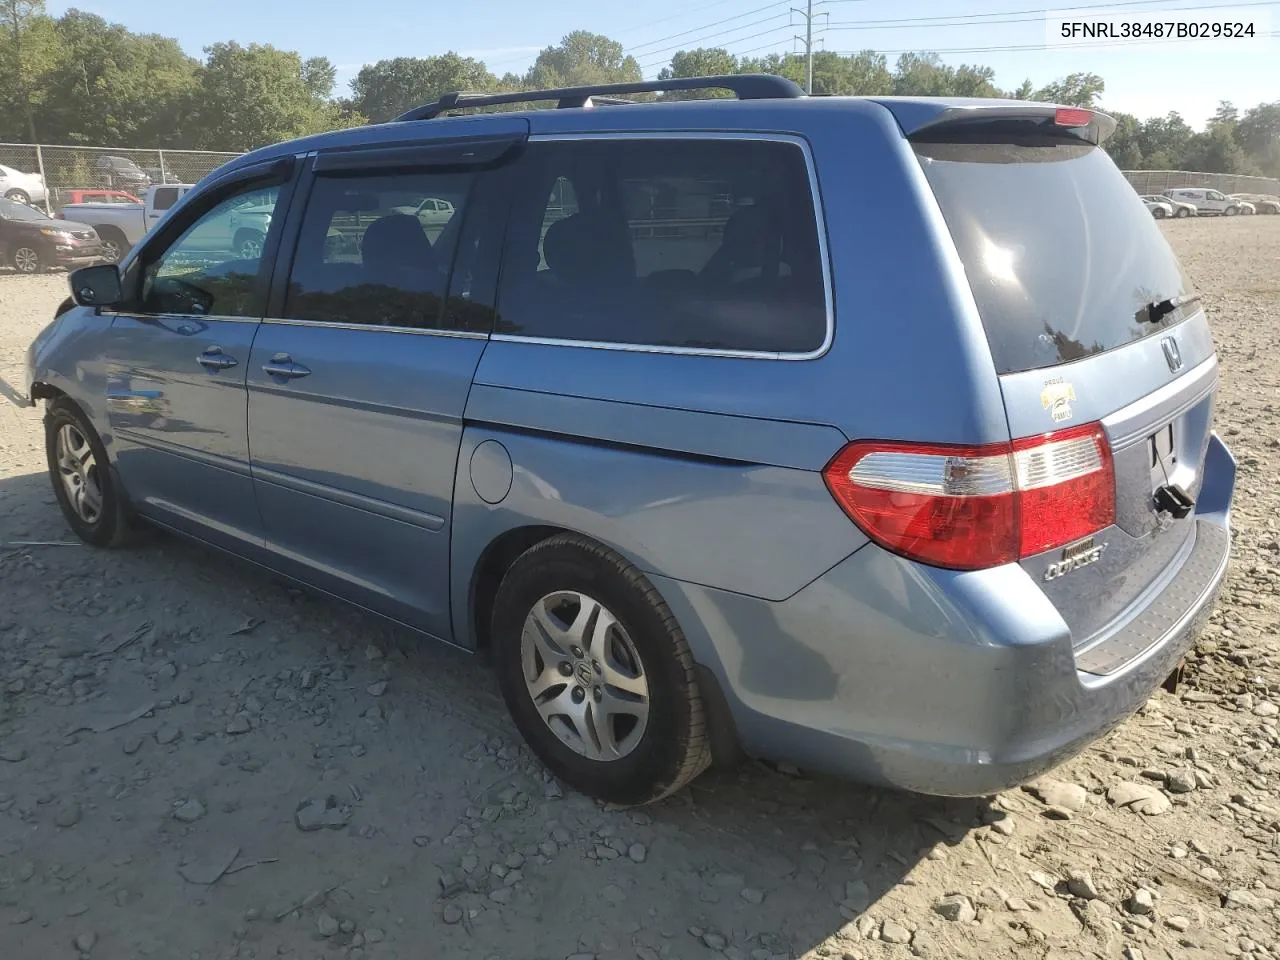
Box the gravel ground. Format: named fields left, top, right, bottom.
left=1, top=217, right=1279, bottom=960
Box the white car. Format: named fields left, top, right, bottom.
left=0, top=164, right=48, bottom=205
left=1141, top=194, right=1196, bottom=218
left=1164, top=187, right=1249, bottom=217
left=1142, top=197, right=1175, bottom=219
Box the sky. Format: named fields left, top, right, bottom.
left=48, top=0, right=1280, bottom=128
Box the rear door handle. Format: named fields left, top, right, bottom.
left=197, top=347, right=237, bottom=370
left=262, top=354, right=311, bottom=379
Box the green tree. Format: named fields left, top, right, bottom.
left=1009, top=78, right=1035, bottom=100
left=524, top=30, right=641, bottom=89
left=891, top=53, right=957, bottom=96
left=0, top=0, right=51, bottom=141
left=1236, top=101, right=1280, bottom=177
left=659, top=47, right=739, bottom=97
left=1181, top=123, right=1250, bottom=173
left=37, top=11, right=199, bottom=145
left=348, top=53, right=496, bottom=122
left=1105, top=111, right=1144, bottom=168
left=194, top=42, right=362, bottom=151
left=1033, top=72, right=1105, bottom=108
left=1211, top=100, right=1239, bottom=127
left=1136, top=112, right=1194, bottom=169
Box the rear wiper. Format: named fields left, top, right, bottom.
left=1144, top=293, right=1202, bottom=324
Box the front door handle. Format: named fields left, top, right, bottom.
left=197, top=347, right=237, bottom=370
left=262, top=353, right=311, bottom=380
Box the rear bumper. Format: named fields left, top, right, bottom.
left=657, top=433, right=1235, bottom=796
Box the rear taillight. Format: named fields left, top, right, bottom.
left=1054, top=107, right=1093, bottom=127
left=823, top=423, right=1114, bottom=571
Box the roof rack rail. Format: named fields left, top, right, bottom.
left=393, top=74, right=804, bottom=122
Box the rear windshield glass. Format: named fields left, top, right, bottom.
left=914, top=140, right=1193, bottom=375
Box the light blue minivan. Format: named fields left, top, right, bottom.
left=25, top=76, right=1235, bottom=804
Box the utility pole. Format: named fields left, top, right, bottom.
left=791, top=0, right=823, bottom=94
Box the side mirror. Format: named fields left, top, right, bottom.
left=68, top=263, right=123, bottom=308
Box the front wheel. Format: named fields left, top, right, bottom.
left=1176, top=207, right=1190, bottom=218
left=1225, top=206, right=1239, bottom=217
left=4, top=189, right=30, bottom=204
left=44, top=399, right=142, bottom=547
left=1152, top=207, right=1167, bottom=219
left=491, top=534, right=711, bottom=805
left=10, top=243, right=42, bottom=273
left=233, top=230, right=265, bottom=260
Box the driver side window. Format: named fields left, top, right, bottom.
left=141, top=185, right=282, bottom=318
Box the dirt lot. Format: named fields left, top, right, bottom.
left=1, top=217, right=1279, bottom=960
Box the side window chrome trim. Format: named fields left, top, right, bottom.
left=261, top=316, right=489, bottom=339
left=508, top=131, right=834, bottom=362
left=101, top=311, right=261, bottom=325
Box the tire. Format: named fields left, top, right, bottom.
left=10, top=243, right=42, bottom=274
left=1152, top=207, right=1167, bottom=219
left=233, top=229, right=266, bottom=260
left=491, top=534, right=711, bottom=805
left=1225, top=206, right=1239, bottom=217
left=44, top=398, right=142, bottom=548
left=4, top=189, right=30, bottom=204
left=95, top=226, right=130, bottom=264
left=1176, top=207, right=1190, bottom=218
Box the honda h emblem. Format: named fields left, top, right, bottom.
left=1162, top=336, right=1183, bottom=373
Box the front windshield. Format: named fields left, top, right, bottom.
left=0, top=197, right=45, bottom=221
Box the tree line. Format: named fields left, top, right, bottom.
left=3, top=3, right=1277, bottom=178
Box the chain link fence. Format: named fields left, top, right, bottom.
left=1123, top=169, right=1280, bottom=197
left=0, top=142, right=242, bottom=214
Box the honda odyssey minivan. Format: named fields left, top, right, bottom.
left=26, top=76, right=1235, bottom=804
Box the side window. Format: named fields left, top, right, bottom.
left=1208, top=191, right=1225, bottom=201
left=139, top=184, right=282, bottom=318
left=284, top=169, right=471, bottom=329
left=152, top=187, right=179, bottom=211
left=497, top=138, right=827, bottom=354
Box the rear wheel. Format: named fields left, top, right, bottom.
left=491, top=534, right=711, bottom=805
left=44, top=398, right=142, bottom=548
left=10, top=244, right=42, bottom=273
left=4, top=189, right=30, bottom=204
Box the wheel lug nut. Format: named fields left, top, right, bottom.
left=593, top=686, right=602, bottom=702
left=558, top=661, right=573, bottom=677
left=571, top=646, right=584, bottom=658
left=571, top=686, right=585, bottom=703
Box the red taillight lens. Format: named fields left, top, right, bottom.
left=1054, top=107, right=1093, bottom=127
left=823, top=423, right=1114, bottom=571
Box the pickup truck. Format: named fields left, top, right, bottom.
left=58, top=184, right=191, bottom=262
left=58, top=184, right=274, bottom=264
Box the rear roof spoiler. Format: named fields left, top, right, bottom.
left=871, top=98, right=1118, bottom=145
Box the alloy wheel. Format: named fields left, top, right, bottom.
left=520, top=590, right=650, bottom=761
left=56, top=423, right=103, bottom=524
left=13, top=246, right=39, bottom=273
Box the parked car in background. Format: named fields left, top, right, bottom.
left=59, top=183, right=191, bottom=262
left=56, top=190, right=142, bottom=216
left=1231, top=193, right=1280, bottom=214
left=1142, top=196, right=1174, bottom=218
left=1142, top=194, right=1196, bottom=217
left=1, top=196, right=104, bottom=273
left=0, top=164, right=48, bottom=205
left=26, top=79, right=1236, bottom=805
left=93, top=155, right=151, bottom=192
left=1234, top=199, right=1257, bottom=215
left=143, top=166, right=183, bottom=185
left=1164, top=187, right=1249, bottom=216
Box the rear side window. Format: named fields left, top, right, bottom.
left=497, top=138, right=828, bottom=354
left=285, top=171, right=470, bottom=329
left=152, top=187, right=179, bottom=211
left=915, top=139, right=1194, bottom=375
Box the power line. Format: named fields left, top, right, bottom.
left=626, top=1, right=790, bottom=53
left=635, top=16, right=797, bottom=68
left=826, top=29, right=1280, bottom=56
